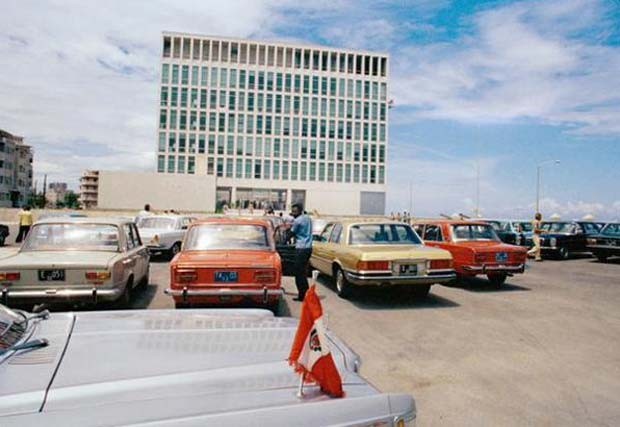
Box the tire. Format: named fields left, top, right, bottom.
left=0, top=236, right=5, bottom=247
left=558, top=247, right=569, bottom=260
left=411, top=284, right=431, bottom=298
left=115, top=277, right=133, bottom=308
left=596, top=254, right=608, bottom=263
left=169, top=242, right=181, bottom=260
left=334, top=267, right=352, bottom=299
left=175, top=302, right=189, bottom=309
left=487, top=273, right=507, bottom=287
left=267, top=299, right=280, bottom=315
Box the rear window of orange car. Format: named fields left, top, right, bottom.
left=451, top=224, right=500, bottom=242
left=184, top=224, right=270, bottom=250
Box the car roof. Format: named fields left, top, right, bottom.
left=411, top=219, right=491, bottom=226
left=191, top=217, right=272, bottom=227
left=332, top=219, right=411, bottom=227
left=35, top=217, right=132, bottom=226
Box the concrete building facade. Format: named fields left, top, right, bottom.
left=156, top=32, right=389, bottom=215
left=46, top=182, right=68, bottom=207
left=0, top=129, right=33, bottom=207
left=79, top=170, right=99, bottom=209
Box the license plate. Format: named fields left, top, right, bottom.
left=38, top=269, right=65, bottom=281
left=399, top=264, right=418, bottom=275
left=496, top=252, right=508, bottom=263
left=214, top=271, right=238, bottom=283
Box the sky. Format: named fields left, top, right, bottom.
left=1, top=0, right=619, bottom=219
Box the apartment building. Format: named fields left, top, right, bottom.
left=79, top=170, right=99, bottom=209
left=156, top=32, right=389, bottom=215
left=0, top=129, right=33, bottom=207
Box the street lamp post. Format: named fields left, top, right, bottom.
left=475, top=161, right=480, bottom=218
left=536, top=160, right=560, bottom=213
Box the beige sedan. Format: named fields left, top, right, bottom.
left=0, top=217, right=149, bottom=308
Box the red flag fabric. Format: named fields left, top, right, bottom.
left=288, top=285, right=344, bottom=398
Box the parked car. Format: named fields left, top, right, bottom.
left=0, top=224, right=9, bottom=246
left=0, top=304, right=416, bottom=426
left=587, top=222, right=620, bottom=262
left=483, top=219, right=520, bottom=245
left=137, top=215, right=195, bottom=258
left=310, top=220, right=455, bottom=298
left=511, top=220, right=535, bottom=247
left=539, top=221, right=602, bottom=259
left=165, top=217, right=284, bottom=310
left=413, top=220, right=528, bottom=286
left=0, top=217, right=149, bottom=308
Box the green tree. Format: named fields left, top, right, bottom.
left=63, top=191, right=81, bottom=209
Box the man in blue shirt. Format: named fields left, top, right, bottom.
left=288, top=203, right=313, bottom=301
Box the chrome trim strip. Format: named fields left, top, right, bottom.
left=165, top=288, right=283, bottom=297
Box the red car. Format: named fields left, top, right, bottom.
left=165, top=217, right=283, bottom=310
left=412, top=220, right=527, bottom=286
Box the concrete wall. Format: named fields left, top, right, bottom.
left=98, top=171, right=216, bottom=212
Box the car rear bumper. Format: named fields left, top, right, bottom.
left=461, top=264, right=525, bottom=274
left=165, top=286, right=283, bottom=303
left=1, top=285, right=122, bottom=304
left=344, top=271, right=456, bottom=286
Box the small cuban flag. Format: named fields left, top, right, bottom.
left=288, top=282, right=344, bottom=398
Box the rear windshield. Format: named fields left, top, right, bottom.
left=22, top=224, right=120, bottom=252
left=601, top=223, right=620, bottom=236
left=541, top=222, right=573, bottom=233
left=137, top=217, right=175, bottom=229
left=184, top=224, right=270, bottom=250
left=513, top=222, right=533, bottom=232
left=348, top=224, right=422, bottom=245
left=452, top=224, right=500, bottom=241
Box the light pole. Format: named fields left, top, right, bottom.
left=536, top=159, right=560, bottom=213
left=475, top=161, right=480, bottom=218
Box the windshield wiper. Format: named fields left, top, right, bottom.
left=0, top=338, right=49, bottom=356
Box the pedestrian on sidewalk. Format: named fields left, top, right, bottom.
left=16, top=206, right=33, bottom=243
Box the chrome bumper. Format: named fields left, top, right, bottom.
left=344, top=271, right=456, bottom=286
left=462, top=264, right=525, bottom=274
left=165, top=286, right=283, bottom=303
left=1, top=285, right=122, bottom=305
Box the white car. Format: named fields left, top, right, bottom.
left=137, top=215, right=195, bottom=258
left=0, top=217, right=149, bottom=308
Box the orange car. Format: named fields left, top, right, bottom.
left=165, top=217, right=283, bottom=310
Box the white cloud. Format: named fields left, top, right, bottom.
left=391, top=0, right=620, bottom=136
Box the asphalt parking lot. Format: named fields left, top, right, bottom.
left=2, top=245, right=619, bottom=426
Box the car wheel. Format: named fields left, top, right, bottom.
left=334, top=267, right=352, bottom=299
left=267, top=298, right=280, bottom=314
left=410, top=284, right=431, bottom=298
left=115, top=278, right=133, bottom=308
left=596, top=254, right=608, bottom=263
left=558, top=247, right=569, bottom=260
left=169, top=242, right=181, bottom=260
left=175, top=302, right=189, bottom=309
left=0, top=236, right=5, bottom=247
left=487, top=273, right=507, bottom=287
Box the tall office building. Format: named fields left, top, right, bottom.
left=156, top=32, right=388, bottom=215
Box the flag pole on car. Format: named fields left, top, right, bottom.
left=289, top=270, right=344, bottom=399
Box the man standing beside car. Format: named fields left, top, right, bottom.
left=285, top=203, right=313, bottom=301
left=527, top=212, right=543, bottom=262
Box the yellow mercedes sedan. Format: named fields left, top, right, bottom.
left=310, top=220, right=455, bottom=299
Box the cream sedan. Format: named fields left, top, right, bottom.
left=0, top=217, right=149, bottom=308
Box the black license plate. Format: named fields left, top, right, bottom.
left=399, top=264, right=418, bottom=275
left=214, top=271, right=238, bottom=283
left=38, top=269, right=65, bottom=281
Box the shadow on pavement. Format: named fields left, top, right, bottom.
left=452, top=277, right=531, bottom=293
left=590, top=257, right=620, bottom=265
left=130, top=283, right=159, bottom=309
left=341, top=286, right=459, bottom=310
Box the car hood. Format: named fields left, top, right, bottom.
left=0, top=251, right=118, bottom=269
left=0, top=310, right=417, bottom=426
left=175, top=250, right=280, bottom=268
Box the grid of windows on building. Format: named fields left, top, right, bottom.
left=157, top=35, right=388, bottom=184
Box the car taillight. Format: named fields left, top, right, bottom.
left=0, top=272, right=20, bottom=281
left=85, top=271, right=111, bottom=281
left=430, top=259, right=453, bottom=270
left=254, top=269, right=277, bottom=284
left=587, top=238, right=597, bottom=245
left=474, top=253, right=487, bottom=263
left=175, top=269, right=197, bottom=284
left=357, top=261, right=391, bottom=271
